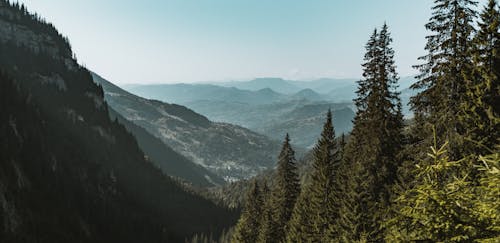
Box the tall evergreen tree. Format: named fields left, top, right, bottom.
left=286, top=110, right=341, bottom=242
left=462, top=0, right=500, bottom=155
left=339, top=24, right=404, bottom=241
left=410, top=0, right=478, bottom=158
left=338, top=29, right=380, bottom=242
left=385, top=1, right=500, bottom=241
left=374, top=23, right=405, bottom=187
left=232, top=180, right=264, bottom=243
left=309, top=110, right=340, bottom=241
left=258, top=134, right=300, bottom=243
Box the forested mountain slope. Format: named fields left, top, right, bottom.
left=92, top=73, right=283, bottom=181
left=107, top=107, right=226, bottom=187
left=0, top=1, right=237, bottom=242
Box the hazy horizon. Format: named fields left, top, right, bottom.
left=118, top=76, right=417, bottom=86
left=16, top=0, right=487, bottom=84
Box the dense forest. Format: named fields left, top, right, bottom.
left=230, top=0, right=499, bottom=242
left=0, top=1, right=238, bottom=242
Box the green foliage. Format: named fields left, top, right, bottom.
left=232, top=181, right=264, bottom=243
left=462, top=0, right=500, bottom=155
left=257, top=134, right=300, bottom=243
left=286, top=110, right=340, bottom=242
left=335, top=156, right=376, bottom=242
left=256, top=183, right=274, bottom=243
left=339, top=23, right=404, bottom=241
left=4, top=0, right=500, bottom=242
left=285, top=191, right=313, bottom=243
left=474, top=152, right=500, bottom=242
left=204, top=2, right=500, bottom=242
left=411, top=0, right=478, bottom=158
left=387, top=134, right=500, bottom=242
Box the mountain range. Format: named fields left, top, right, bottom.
left=123, top=83, right=286, bottom=105
left=124, top=81, right=358, bottom=148
left=124, top=82, right=357, bottom=148
left=93, top=73, right=284, bottom=182
left=214, top=76, right=417, bottom=105
left=123, top=78, right=361, bottom=105
left=124, top=76, right=416, bottom=148
left=213, top=77, right=358, bottom=95
left=185, top=100, right=354, bottom=148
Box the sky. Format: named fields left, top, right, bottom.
left=15, top=0, right=487, bottom=84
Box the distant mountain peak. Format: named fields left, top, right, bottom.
left=295, top=88, right=317, bottom=94
left=257, top=87, right=279, bottom=94
left=291, top=88, right=324, bottom=101
left=215, top=77, right=301, bottom=94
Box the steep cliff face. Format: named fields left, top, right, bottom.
left=0, top=2, right=237, bottom=242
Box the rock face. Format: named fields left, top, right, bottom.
left=93, top=73, right=282, bottom=181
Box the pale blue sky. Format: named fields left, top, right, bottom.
left=16, top=0, right=487, bottom=84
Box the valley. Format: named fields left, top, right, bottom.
left=123, top=76, right=415, bottom=148
left=93, top=73, right=284, bottom=182
left=1, top=0, right=498, bottom=242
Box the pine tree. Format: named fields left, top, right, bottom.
left=374, top=23, right=405, bottom=185
left=309, top=110, right=340, bottom=241
left=339, top=24, right=404, bottom=241
left=386, top=134, right=500, bottom=242
left=384, top=2, right=500, bottom=241
left=258, top=134, right=300, bottom=243
left=410, top=0, right=478, bottom=158
left=232, top=180, right=264, bottom=243
left=338, top=28, right=379, bottom=241
left=286, top=110, right=341, bottom=242
left=462, top=0, right=500, bottom=155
